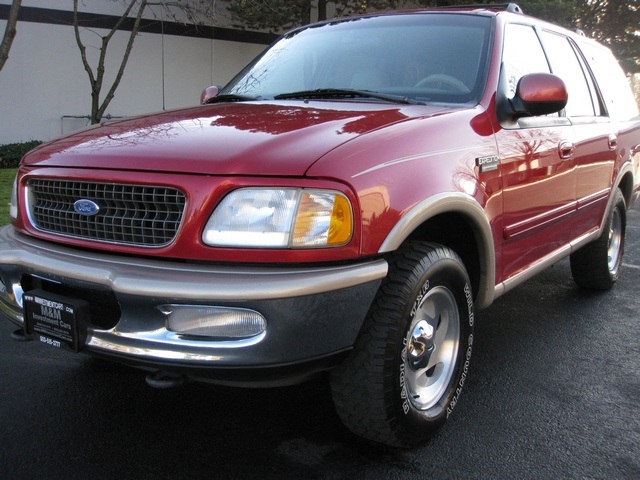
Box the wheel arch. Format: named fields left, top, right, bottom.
left=616, top=167, right=635, bottom=211
left=378, top=193, right=495, bottom=309
left=597, top=164, right=635, bottom=236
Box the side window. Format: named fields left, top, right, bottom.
left=577, top=40, right=640, bottom=121
left=540, top=31, right=596, bottom=117
left=502, top=24, right=550, bottom=99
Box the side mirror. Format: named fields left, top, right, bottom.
left=200, top=86, right=220, bottom=105
left=510, top=73, right=568, bottom=117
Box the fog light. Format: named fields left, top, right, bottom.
left=160, top=305, right=266, bottom=339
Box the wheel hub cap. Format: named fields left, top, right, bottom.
left=409, top=320, right=435, bottom=370
left=404, top=286, right=460, bottom=411
left=607, top=208, right=623, bottom=273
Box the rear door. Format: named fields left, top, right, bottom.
left=540, top=30, right=618, bottom=239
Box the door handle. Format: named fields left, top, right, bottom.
left=608, top=134, right=618, bottom=150
left=558, top=140, right=574, bottom=159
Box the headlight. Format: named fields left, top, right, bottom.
left=9, top=175, right=18, bottom=219
left=203, top=188, right=353, bottom=248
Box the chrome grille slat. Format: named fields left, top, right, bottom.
left=27, top=179, right=186, bottom=247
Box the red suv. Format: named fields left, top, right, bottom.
left=2, top=4, right=639, bottom=447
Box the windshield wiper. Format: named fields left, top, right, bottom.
left=204, top=93, right=262, bottom=104
left=274, top=88, right=425, bottom=105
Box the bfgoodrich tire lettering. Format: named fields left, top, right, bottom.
left=330, top=242, right=474, bottom=448
left=571, top=188, right=626, bottom=290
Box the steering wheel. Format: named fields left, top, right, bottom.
left=415, top=74, right=470, bottom=94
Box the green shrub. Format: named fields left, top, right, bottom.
left=0, top=168, right=17, bottom=226
left=0, top=140, right=43, bottom=169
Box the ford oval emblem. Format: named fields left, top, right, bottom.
left=73, top=199, right=100, bottom=216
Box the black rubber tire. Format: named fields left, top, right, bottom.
left=330, top=242, right=474, bottom=448
left=570, top=189, right=626, bottom=290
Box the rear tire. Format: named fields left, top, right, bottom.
left=330, top=242, right=474, bottom=448
left=571, top=189, right=626, bottom=290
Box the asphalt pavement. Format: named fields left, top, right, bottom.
left=1, top=202, right=639, bottom=479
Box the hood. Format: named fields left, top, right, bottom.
left=23, top=102, right=449, bottom=176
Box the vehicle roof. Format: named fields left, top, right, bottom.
left=285, top=4, right=523, bottom=37
left=279, top=3, right=605, bottom=59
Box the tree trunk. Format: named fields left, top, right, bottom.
left=0, top=0, right=22, bottom=72
left=74, top=0, right=146, bottom=124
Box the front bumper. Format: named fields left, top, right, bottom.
left=0, top=226, right=387, bottom=385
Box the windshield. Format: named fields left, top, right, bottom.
left=221, top=13, right=493, bottom=105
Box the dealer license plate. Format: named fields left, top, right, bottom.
left=23, top=289, right=89, bottom=352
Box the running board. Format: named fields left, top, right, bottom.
left=493, top=228, right=600, bottom=300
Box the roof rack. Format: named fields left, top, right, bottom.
left=433, top=3, right=523, bottom=14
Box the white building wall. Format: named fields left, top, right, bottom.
left=0, top=0, right=268, bottom=144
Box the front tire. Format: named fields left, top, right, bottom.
left=331, top=242, right=474, bottom=448
left=571, top=188, right=626, bottom=290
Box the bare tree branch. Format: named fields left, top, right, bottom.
left=73, top=0, right=219, bottom=124
left=73, top=0, right=98, bottom=86
left=0, top=0, right=22, bottom=72
left=95, top=1, right=148, bottom=123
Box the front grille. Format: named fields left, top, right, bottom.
left=27, top=179, right=186, bottom=247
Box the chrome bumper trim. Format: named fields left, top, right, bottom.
left=0, top=226, right=387, bottom=302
